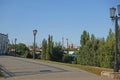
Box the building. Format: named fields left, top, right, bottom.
left=0, top=33, right=9, bottom=55
left=66, top=38, right=68, bottom=49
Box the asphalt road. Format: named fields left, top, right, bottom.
left=0, top=56, right=111, bottom=80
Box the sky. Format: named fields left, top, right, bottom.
left=0, top=0, right=120, bottom=47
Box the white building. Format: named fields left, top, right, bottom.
left=0, top=33, right=9, bottom=55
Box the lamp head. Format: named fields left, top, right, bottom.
left=117, top=4, right=120, bottom=16
left=33, top=29, right=37, bottom=36
left=110, top=7, right=116, bottom=19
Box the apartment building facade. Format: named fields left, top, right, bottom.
left=0, top=33, right=9, bottom=55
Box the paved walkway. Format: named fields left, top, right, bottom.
left=0, top=56, right=112, bottom=80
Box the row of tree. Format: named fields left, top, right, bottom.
left=8, top=35, right=67, bottom=62
left=8, top=43, right=30, bottom=57
left=41, top=35, right=66, bottom=62
left=77, top=26, right=120, bottom=68
left=7, top=26, right=120, bottom=69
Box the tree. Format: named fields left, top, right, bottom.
left=104, top=29, right=114, bottom=68
left=80, top=30, right=90, bottom=46
left=118, top=26, right=120, bottom=66
left=90, top=35, right=99, bottom=66
left=41, top=39, right=47, bottom=60
left=77, top=30, right=90, bottom=65
left=50, top=36, right=53, bottom=57
left=46, top=35, right=50, bottom=60
left=98, top=29, right=115, bottom=68
left=77, top=29, right=115, bottom=68
left=62, top=54, right=73, bottom=63
left=8, top=43, right=30, bottom=56
left=78, top=31, right=100, bottom=66
left=46, top=35, right=53, bottom=60
left=52, top=42, right=64, bottom=62
left=8, top=44, right=15, bottom=55
left=16, top=43, right=30, bottom=56
left=77, top=26, right=120, bottom=69
left=25, top=50, right=32, bottom=58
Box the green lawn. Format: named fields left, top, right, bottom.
left=0, top=70, right=3, bottom=77
left=39, top=60, right=113, bottom=75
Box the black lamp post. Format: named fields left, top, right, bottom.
left=110, top=4, right=120, bottom=72
left=33, top=29, right=37, bottom=59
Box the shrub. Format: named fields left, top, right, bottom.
left=62, top=54, right=73, bottom=63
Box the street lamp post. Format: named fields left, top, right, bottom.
left=33, top=29, right=37, bottom=59
left=110, top=4, right=120, bottom=72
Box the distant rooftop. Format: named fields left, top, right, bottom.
left=0, top=33, right=8, bottom=36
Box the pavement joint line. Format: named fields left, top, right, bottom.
left=0, top=65, right=15, bottom=78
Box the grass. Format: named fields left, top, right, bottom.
left=0, top=70, right=4, bottom=77
left=39, top=60, right=112, bottom=75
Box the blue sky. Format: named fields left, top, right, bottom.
left=0, top=0, right=120, bottom=46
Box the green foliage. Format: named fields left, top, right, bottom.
left=62, top=54, right=73, bottom=63
left=41, top=36, right=64, bottom=62
left=52, top=43, right=64, bottom=62
left=8, top=43, right=30, bottom=56
left=80, top=30, right=90, bottom=46
left=50, top=36, right=53, bottom=55
left=118, top=25, right=120, bottom=66
left=16, top=43, right=30, bottom=56
left=104, top=29, right=114, bottom=68
left=46, top=35, right=53, bottom=60
left=25, top=51, right=32, bottom=58
left=0, top=70, right=4, bottom=77
left=77, top=28, right=120, bottom=68
left=41, top=38, right=47, bottom=60
left=97, top=38, right=106, bottom=67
